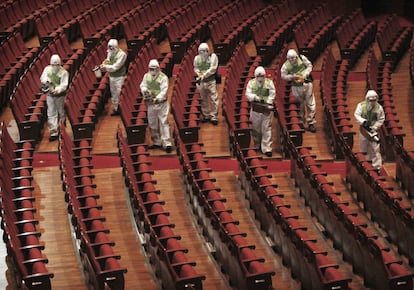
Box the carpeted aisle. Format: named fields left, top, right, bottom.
left=34, top=152, right=346, bottom=177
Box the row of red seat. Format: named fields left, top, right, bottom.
left=170, top=42, right=201, bottom=144
left=294, top=2, right=342, bottom=61
left=411, top=45, right=414, bottom=85
left=234, top=142, right=352, bottom=290
left=273, top=45, right=305, bottom=158
left=0, top=0, right=57, bottom=39
left=121, top=0, right=175, bottom=53
left=175, top=131, right=275, bottom=290
left=58, top=123, right=127, bottom=289
left=75, top=0, right=142, bottom=46
left=376, top=14, right=413, bottom=70
left=250, top=1, right=306, bottom=66
left=0, top=121, right=54, bottom=289
left=394, top=141, right=414, bottom=199
left=117, top=127, right=206, bottom=290
left=402, top=39, right=414, bottom=200
left=8, top=32, right=86, bottom=142
left=118, top=38, right=157, bottom=145
left=290, top=144, right=414, bottom=289
left=221, top=43, right=353, bottom=288
left=344, top=144, right=414, bottom=269
left=65, top=36, right=110, bottom=140
left=268, top=21, right=414, bottom=286
left=335, top=8, right=377, bottom=68
left=222, top=43, right=261, bottom=151
left=209, top=0, right=268, bottom=65
left=319, top=48, right=355, bottom=159
left=165, top=0, right=225, bottom=64
left=366, top=49, right=405, bottom=161
left=0, top=31, right=40, bottom=109
left=31, top=0, right=132, bottom=46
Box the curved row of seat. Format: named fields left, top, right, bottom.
left=65, top=36, right=110, bottom=140
left=0, top=122, right=54, bottom=289
left=117, top=127, right=205, bottom=290
left=58, top=123, right=127, bottom=290
left=222, top=41, right=353, bottom=289
left=344, top=143, right=414, bottom=269
left=410, top=45, right=414, bottom=85
left=234, top=142, right=352, bottom=290
left=0, top=0, right=56, bottom=39
left=175, top=131, right=275, bottom=290
left=366, top=48, right=405, bottom=161
left=273, top=45, right=305, bottom=158
left=319, top=48, right=355, bottom=159
left=394, top=141, right=414, bottom=198
left=294, top=2, right=342, bottom=61
left=32, top=0, right=142, bottom=47
left=269, top=14, right=414, bottom=287
left=250, top=1, right=305, bottom=66
left=209, top=0, right=267, bottom=65
left=121, top=0, right=172, bottom=54
left=222, top=42, right=261, bottom=151
left=376, top=14, right=413, bottom=70
left=290, top=142, right=414, bottom=290
left=170, top=42, right=201, bottom=144
left=9, top=32, right=86, bottom=141
left=165, top=0, right=229, bottom=64
left=0, top=31, right=40, bottom=109
left=335, top=8, right=377, bottom=68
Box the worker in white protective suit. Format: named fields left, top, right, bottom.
left=193, top=42, right=219, bottom=125
left=100, top=38, right=127, bottom=116
left=245, top=66, right=276, bottom=157
left=140, top=59, right=172, bottom=153
left=354, top=90, right=385, bottom=171
left=281, top=48, right=316, bottom=132
left=40, top=54, right=69, bottom=141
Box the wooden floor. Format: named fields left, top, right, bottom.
left=1, top=31, right=414, bottom=289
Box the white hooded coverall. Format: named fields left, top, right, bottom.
left=140, top=68, right=172, bottom=149
left=354, top=90, right=385, bottom=170
left=245, top=69, right=276, bottom=154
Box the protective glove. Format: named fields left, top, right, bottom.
left=154, top=96, right=163, bottom=104
left=362, top=120, right=371, bottom=131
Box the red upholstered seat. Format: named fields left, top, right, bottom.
left=212, top=200, right=226, bottom=212
left=90, top=219, right=105, bottom=231
left=179, top=264, right=198, bottom=278
left=232, top=235, right=248, bottom=247
left=171, top=251, right=188, bottom=264
left=145, top=192, right=160, bottom=202
left=219, top=211, right=235, bottom=223
left=240, top=248, right=257, bottom=260
left=104, top=257, right=122, bottom=270
left=155, top=214, right=170, bottom=225
left=31, top=261, right=49, bottom=275
left=99, top=244, right=114, bottom=256
left=143, top=182, right=157, bottom=192
left=207, top=190, right=221, bottom=200
left=323, top=266, right=344, bottom=282
left=149, top=203, right=165, bottom=214
left=94, top=231, right=110, bottom=244
left=166, top=238, right=182, bottom=250
left=159, top=226, right=175, bottom=238
left=82, top=186, right=95, bottom=196
left=248, top=260, right=266, bottom=274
